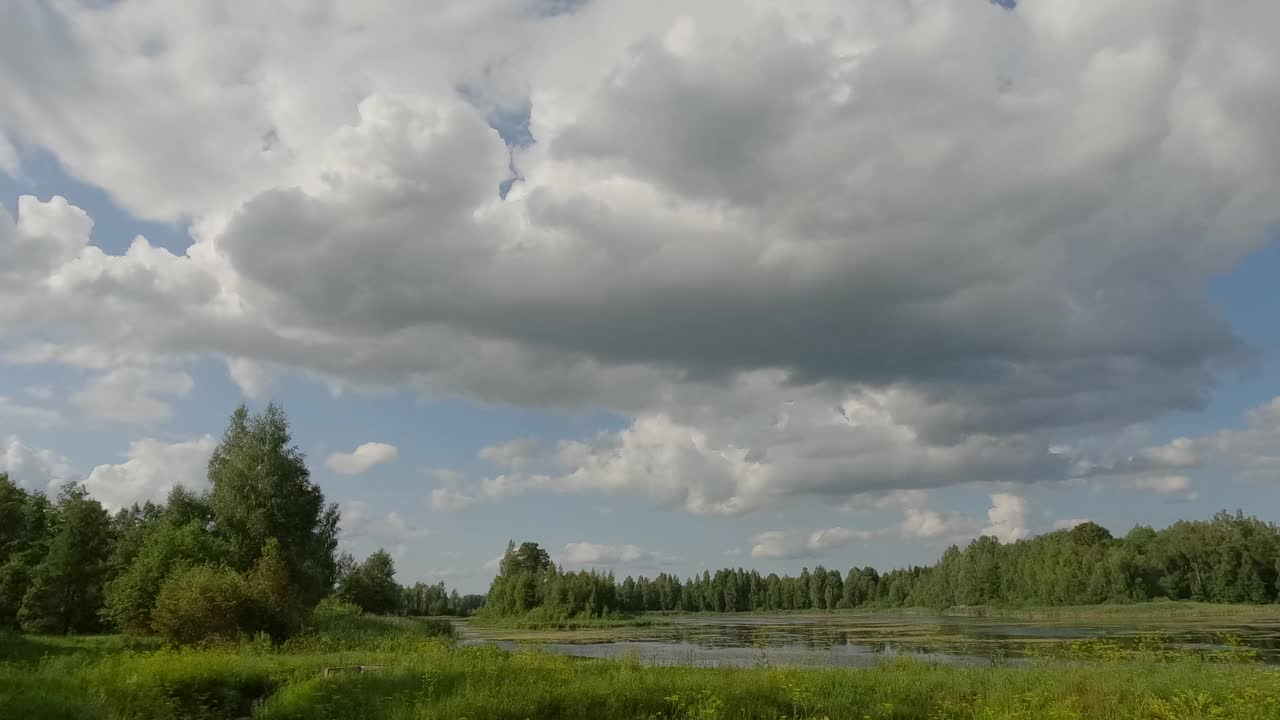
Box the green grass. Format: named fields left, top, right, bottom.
left=0, top=631, right=163, bottom=664
left=942, top=600, right=1280, bottom=620
left=282, top=613, right=455, bottom=653
left=3, top=623, right=1279, bottom=719
left=635, top=600, right=1280, bottom=621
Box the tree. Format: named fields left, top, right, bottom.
left=207, top=404, right=340, bottom=605
left=0, top=475, right=52, bottom=629
left=19, top=484, right=112, bottom=634
left=1069, top=521, right=1114, bottom=547
left=486, top=541, right=555, bottom=615
left=247, top=539, right=303, bottom=637
left=337, top=549, right=400, bottom=614
left=104, top=502, right=164, bottom=584
left=101, top=518, right=226, bottom=633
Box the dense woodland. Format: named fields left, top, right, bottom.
left=3, top=403, right=1278, bottom=640
left=484, top=513, right=1280, bottom=618
left=0, top=404, right=473, bottom=640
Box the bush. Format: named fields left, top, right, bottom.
left=246, top=539, right=305, bottom=640
left=310, top=597, right=363, bottom=625
left=101, top=521, right=226, bottom=634
left=151, top=564, right=255, bottom=645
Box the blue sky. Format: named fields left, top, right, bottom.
left=2, top=1, right=1279, bottom=593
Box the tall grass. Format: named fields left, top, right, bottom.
left=641, top=600, right=1280, bottom=621
left=945, top=600, right=1280, bottom=620
left=3, top=625, right=1279, bottom=719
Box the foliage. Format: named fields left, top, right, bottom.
left=401, top=579, right=485, bottom=616
left=3, top=624, right=1279, bottom=720
left=488, top=513, right=1280, bottom=618
left=246, top=539, right=305, bottom=639
left=309, top=596, right=363, bottom=624
left=0, top=404, right=374, bottom=644
left=18, top=484, right=112, bottom=634
left=149, top=564, right=257, bottom=645
left=101, top=517, right=227, bottom=633
left=284, top=612, right=455, bottom=654
left=484, top=540, right=624, bottom=619
left=0, top=474, right=52, bottom=629
left=207, top=403, right=340, bottom=606
left=336, top=549, right=400, bottom=615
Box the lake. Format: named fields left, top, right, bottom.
left=458, top=612, right=1280, bottom=668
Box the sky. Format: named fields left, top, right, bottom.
left=1, top=0, right=1278, bottom=594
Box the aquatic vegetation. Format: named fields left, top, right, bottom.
left=4, top=621, right=1280, bottom=720
left=950, top=601, right=1280, bottom=621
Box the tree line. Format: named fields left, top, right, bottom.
left=484, top=513, right=1280, bottom=618
left=0, top=404, right=472, bottom=642
left=333, top=549, right=484, bottom=616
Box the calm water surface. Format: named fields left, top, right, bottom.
left=458, top=613, right=1280, bottom=668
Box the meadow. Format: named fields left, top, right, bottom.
left=4, top=611, right=1280, bottom=720
left=5, top=420, right=1280, bottom=719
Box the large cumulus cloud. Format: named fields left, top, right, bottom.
left=2, top=0, right=1279, bottom=513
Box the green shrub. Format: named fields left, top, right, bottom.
left=246, top=539, right=305, bottom=640
left=310, top=596, right=363, bottom=625
left=151, top=564, right=255, bottom=645
left=101, top=520, right=227, bottom=634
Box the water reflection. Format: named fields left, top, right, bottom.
left=459, top=612, right=1280, bottom=669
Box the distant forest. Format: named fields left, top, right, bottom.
left=484, top=512, right=1280, bottom=618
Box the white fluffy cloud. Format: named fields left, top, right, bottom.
left=84, top=436, right=216, bottom=510
left=751, top=527, right=875, bottom=560
left=559, top=542, right=674, bottom=569
left=72, top=367, right=194, bottom=424
left=1131, top=475, right=1199, bottom=502
left=432, top=381, right=1069, bottom=516
left=225, top=357, right=275, bottom=399
left=1061, top=395, right=1280, bottom=499
left=325, top=442, right=399, bottom=475
left=429, top=484, right=483, bottom=512
left=900, top=508, right=963, bottom=540
left=1150, top=398, right=1280, bottom=482
left=1, top=436, right=77, bottom=493
left=3, top=1, right=1280, bottom=514
left=339, top=500, right=429, bottom=560
left=981, top=493, right=1030, bottom=542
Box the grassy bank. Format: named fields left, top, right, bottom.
left=3, top=624, right=1279, bottom=719
left=940, top=600, right=1280, bottom=621
left=632, top=600, right=1280, bottom=621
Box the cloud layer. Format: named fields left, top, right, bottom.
left=2, top=1, right=1279, bottom=516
